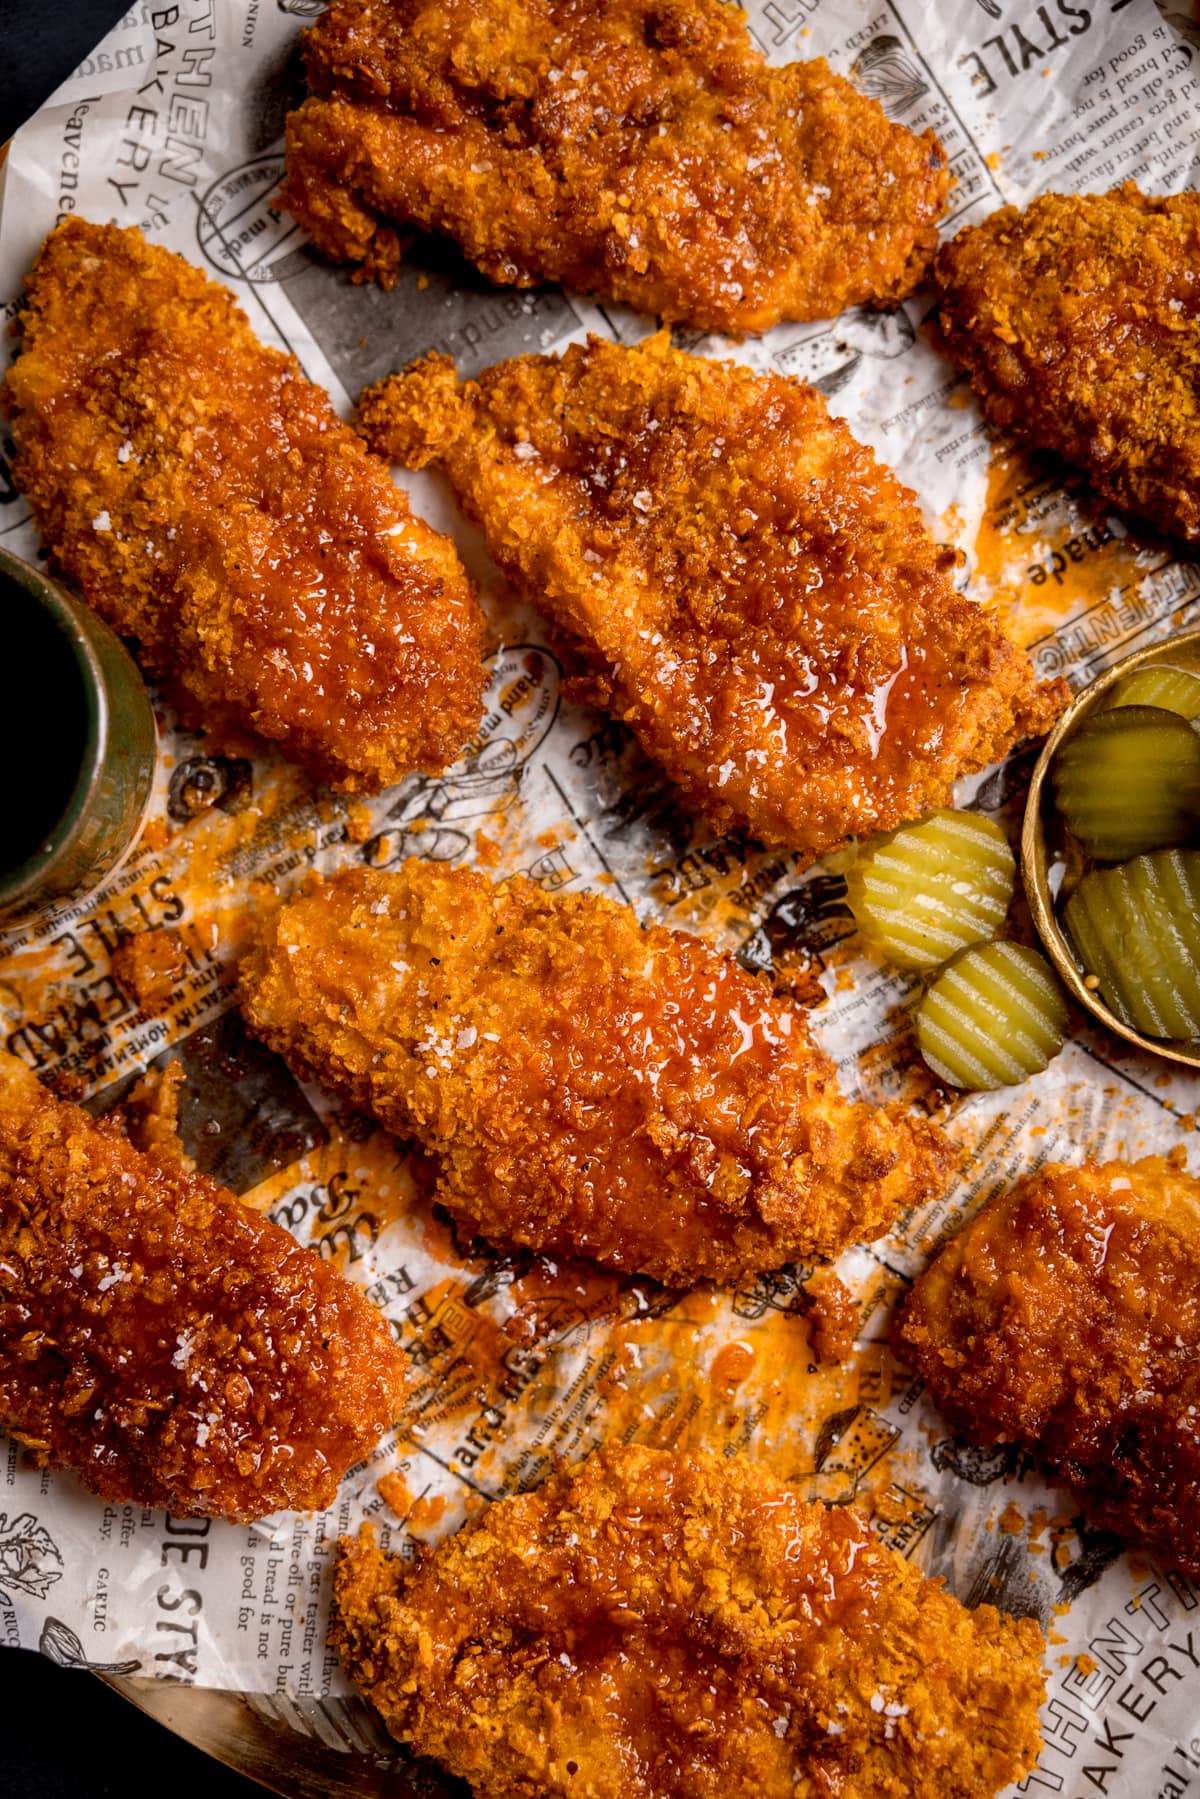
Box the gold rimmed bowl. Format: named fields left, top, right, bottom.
left=0, top=544, right=158, bottom=921
left=1021, top=626, right=1200, bottom=1071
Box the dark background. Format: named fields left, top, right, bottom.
left=2, top=12, right=267, bottom=1796
left=0, top=2, right=131, bottom=145
left=9, top=1646, right=267, bottom=1797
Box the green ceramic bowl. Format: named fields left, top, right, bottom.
left=1022, top=626, right=1200, bottom=1070
left=0, top=545, right=157, bottom=920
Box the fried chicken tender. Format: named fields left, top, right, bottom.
left=280, top=0, right=950, bottom=336
left=2, top=218, right=486, bottom=792
left=0, top=1056, right=406, bottom=1521
left=333, top=1443, right=1046, bottom=1799
left=936, top=185, right=1200, bottom=541
left=239, top=860, right=952, bottom=1284
left=896, top=1157, right=1200, bottom=1573
left=358, top=334, right=1067, bottom=859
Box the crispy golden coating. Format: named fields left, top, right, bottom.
left=896, top=1157, right=1200, bottom=1572
left=2, top=218, right=486, bottom=792
left=936, top=185, right=1200, bottom=541
left=333, top=1444, right=1046, bottom=1799
left=0, top=1057, right=406, bottom=1521
left=359, top=334, right=1066, bottom=858
left=280, top=0, right=949, bottom=335
left=239, top=860, right=952, bottom=1284
left=109, top=928, right=187, bottom=1013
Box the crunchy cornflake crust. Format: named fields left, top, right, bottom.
left=281, top=0, right=950, bottom=335
left=334, top=1444, right=1046, bottom=1799
left=239, top=859, right=954, bottom=1284
left=0, top=1058, right=407, bottom=1521
left=2, top=217, right=487, bottom=792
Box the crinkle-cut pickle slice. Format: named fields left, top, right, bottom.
left=917, top=941, right=1068, bottom=1091
left=844, top=809, right=1014, bottom=972
left=1062, top=849, right=1200, bottom=1040
left=1106, top=664, right=1200, bottom=721
left=1050, top=704, right=1200, bottom=861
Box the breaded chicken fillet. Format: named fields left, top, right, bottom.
left=2, top=218, right=486, bottom=792
left=0, top=1056, right=406, bottom=1521
left=936, top=185, right=1200, bottom=541
left=359, top=334, right=1067, bottom=859
left=239, top=860, right=953, bottom=1284
left=280, top=0, right=950, bottom=335
left=896, top=1157, right=1200, bottom=1572
left=333, top=1444, right=1046, bottom=1799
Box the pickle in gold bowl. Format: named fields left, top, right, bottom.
left=1106, top=664, right=1200, bottom=720
left=1062, top=849, right=1200, bottom=1040
left=1050, top=705, right=1200, bottom=861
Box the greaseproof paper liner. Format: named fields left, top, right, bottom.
left=0, top=2, right=1199, bottom=1791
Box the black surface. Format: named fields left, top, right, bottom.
left=9, top=1650, right=266, bottom=1797
left=0, top=14, right=270, bottom=1794
left=0, top=2, right=132, bottom=146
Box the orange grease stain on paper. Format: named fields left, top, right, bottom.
left=0, top=758, right=319, bottom=1093
left=963, top=445, right=1162, bottom=653
left=709, top=1339, right=755, bottom=1392
left=243, top=1126, right=431, bottom=1243
left=406, top=1491, right=450, bottom=1533
left=366, top=1239, right=929, bottom=1529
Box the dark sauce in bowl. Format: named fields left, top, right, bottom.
left=2, top=567, right=91, bottom=875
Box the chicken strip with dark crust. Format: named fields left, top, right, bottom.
left=0, top=1057, right=407, bottom=1521
left=239, top=860, right=953, bottom=1284
left=280, top=0, right=950, bottom=336
left=358, top=333, right=1067, bottom=859
left=2, top=218, right=486, bottom=792
left=936, top=185, right=1200, bottom=541
left=333, top=1443, right=1047, bottom=1799
left=895, top=1156, right=1200, bottom=1572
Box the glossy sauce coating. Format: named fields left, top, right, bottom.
left=239, top=860, right=953, bottom=1284
left=358, top=333, right=1067, bottom=858
left=333, top=1443, right=1046, bottom=1799
left=896, top=1157, right=1200, bottom=1571
left=936, top=185, right=1200, bottom=542
left=281, top=0, right=950, bottom=335
left=0, top=1059, right=407, bottom=1521
left=2, top=218, right=486, bottom=792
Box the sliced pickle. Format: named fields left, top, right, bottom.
left=1106, top=664, right=1200, bottom=720
left=1062, top=849, right=1200, bottom=1039
left=844, top=810, right=1014, bottom=971
left=1050, top=704, right=1200, bottom=860
left=917, top=941, right=1069, bottom=1090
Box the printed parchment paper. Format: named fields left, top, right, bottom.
left=2, top=1, right=1200, bottom=1792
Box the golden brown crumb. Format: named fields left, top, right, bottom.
left=281, top=0, right=950, bottom=336
left=376, top=1468, right=412, bottom=1516
left=333, top=1443, right=1046, bottom=1798
left=802, top=1267, right=858, bottom=1364
left=998, top=1503, right=1024, bottom=1538
left=109, top=928, right=187, bottom=1013
left=2, top=218, right=487, bottom=792
left=936, top=185, right=1200, bottom=541
left=869, top=1485, right=910, bottom=1526
left=358, top=335, right=1067, bottom=860
left=895, top=1157, right=1200, bottom=1572
left=239, top=859, right=953, bottom=1284
left=121, top=1059, right=193, bottom=1167
left=0, top=1055, right=406, bottom=1520
left=343, top=800, right=375, bottom=844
